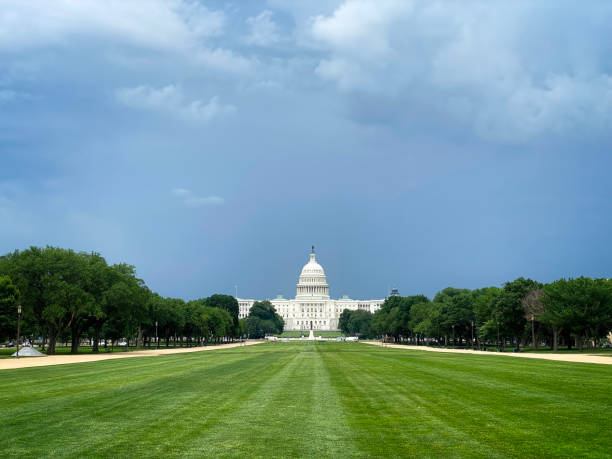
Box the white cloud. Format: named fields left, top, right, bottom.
left=0, top=0, right=219, bottom=50
left=171, top=188, right=224, bottom=207
left=246, top=10, right=280, bottom=46
left=116, top=84, right=235, bottom=122
left=0, top=0, right=251, bottom=74
left=309, top=0, right=612, bottom=141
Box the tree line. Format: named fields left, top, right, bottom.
left=244, top=300, right=284, bottom=338
left=0, top=246, right=244, bottom=354
left=338, top=277, right=612, bottom=350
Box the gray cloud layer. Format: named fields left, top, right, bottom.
left=1, top=0, right=610, bottom=299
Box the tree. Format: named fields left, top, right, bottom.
left=432, top=288, right=473, bottom=346
left=0, top=247, right=53, bottom=349
left=541, top=277, right=612, bottom=350
left=80, top=253, right=111, bottom=352
left=245, top=301, right=283, bottom=338
left=409, top=301, right=434, bottom=344
left=0, top=276, right=19, bottom=343
left=100, top=264, right=150, bottom=349
left=493, top=278, right=542, bottom=350
left=202, top=306, right=233, bottom=343
left=205, top=294, right=239, bottom=335
left=237, top=318, right=247, bottom=339
left=372, top=294, right=430, bottom=342
left=0, top=247, right=97, bottom=354
left=472, top=287, right=502, bottom=346
left=522, top=289, right=544, bottom=349
left=338, top=309, right=373, bottom=337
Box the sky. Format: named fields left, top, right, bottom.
left=1, top=0, right=611, bottom=301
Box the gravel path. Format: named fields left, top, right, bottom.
left=0, top=341, right=264, bottom=370
left=364, top=341, right=612, bottom=365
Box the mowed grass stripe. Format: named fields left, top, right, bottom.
left=321, top=345, right=498, bottom=458
left=1, top=347, right=281, bottom=457
left=184, top=341, right=359, bottom=457
left=321, top=344, right=612, bottom=458
left=82, top=348, right=288, bottom=457
left=0, top=342, right=610, bottom=458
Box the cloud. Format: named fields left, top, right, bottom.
left=0, top=0, right=253, bottom=74
left=171, top=188, right=224, bottom=207
left=309, top=0, right=612, bottom=142
left=0, top=0, right=224, bottom=50
left=246, top=10, right=280, bottom=46
left=116, top=84, right=235, bottom=122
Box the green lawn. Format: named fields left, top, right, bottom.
left=1, top=342, right=610, bottom=457
left=276, top=331, right=345, bottom=338
left=275, top=331, right=310, bottom=338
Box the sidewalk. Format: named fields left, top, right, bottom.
left=0, top=340, right=264, bottom=370
left=363, top=341, right=612, bottom=365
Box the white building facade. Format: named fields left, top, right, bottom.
left=237, top=249, right=384, bottom=331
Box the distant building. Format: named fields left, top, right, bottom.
left=237, top=248, right=384, bottom=331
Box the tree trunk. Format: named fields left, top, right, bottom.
left=552, top=326, right=559, bottom=351
left=92, top=325, right=100, bottom=353
left=47, top=327, right=59, bottom=355
left=41, top=329, right=47, bottom=352
left=70, top=321, right=80, bottom=354
left=137, top=324, right=143, bottom=349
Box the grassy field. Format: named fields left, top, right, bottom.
left=1, top=342, right=610, bottom=457
left=276, top=331, right=345, bottom=338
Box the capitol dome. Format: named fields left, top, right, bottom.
left=296, top=248, right=330, bottom=299
left=300, top=253, right=325, bottom=276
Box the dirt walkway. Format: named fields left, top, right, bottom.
left=363, top=341, right=612, bottom=365
left=0, top=341, right=264, bottom=370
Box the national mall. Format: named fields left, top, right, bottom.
left=237, top=248, right=384, bottom=331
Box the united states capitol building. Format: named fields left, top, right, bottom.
left=237, top=248, right=384, bottom=331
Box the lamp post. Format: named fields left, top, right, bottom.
left=16, top=305, right=22, bottom=359
left=452, top=324, right=455, bottom=347
left=155, top=321, right=159, bottom=349
left=531, top=315, right=535, bottom=349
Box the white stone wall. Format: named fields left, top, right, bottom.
left=237, top=296, right=384, bottom=331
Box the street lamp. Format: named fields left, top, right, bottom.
left=452, top=324, right=455, bottom=347
left=155, top=321, right=158, bottom=349
left=16, top=305, right=22, bottom=359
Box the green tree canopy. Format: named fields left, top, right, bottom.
left=338, top=309, right=373, bottom=337
left=541, top=277, right=612, bottom=350
left=205, top=294, right=240, bottom=336
left=0, top=275, right=19, bottom=342
left=246, top=300, right=283, bottom=338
